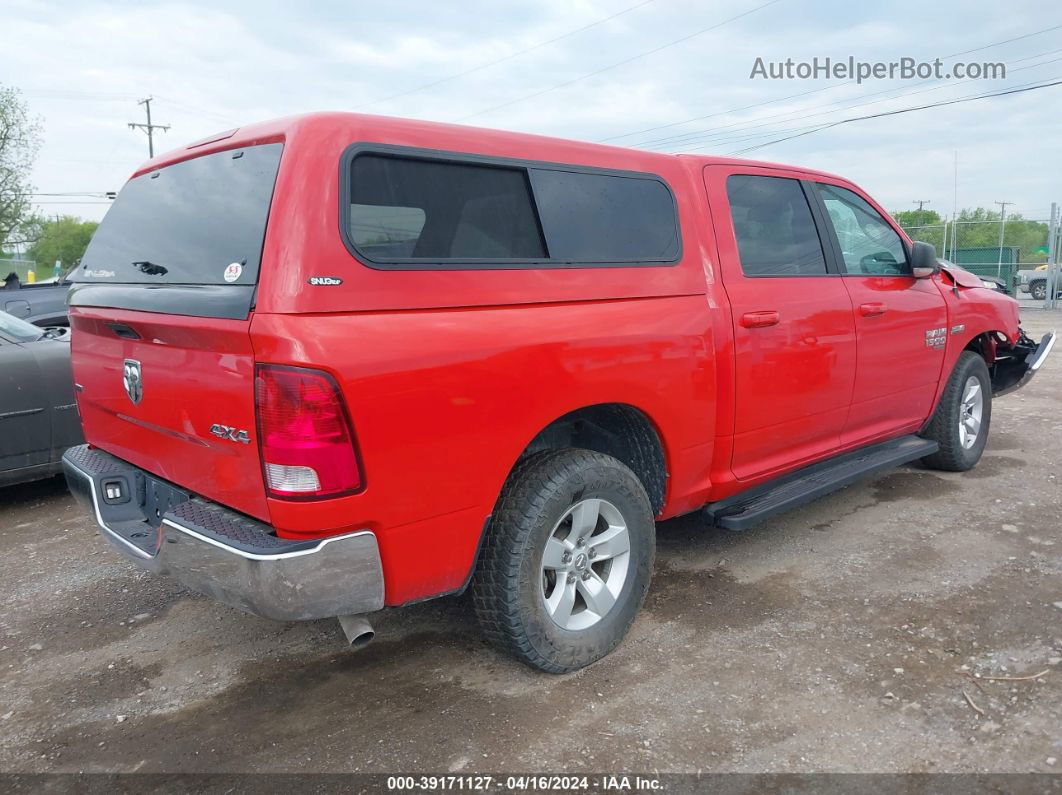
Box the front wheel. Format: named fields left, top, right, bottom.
left=1030, top=280, right=1047, bottom=300
left=921, top=351, right=992, bottom=471
left=472, top=449, right=655, bottom=673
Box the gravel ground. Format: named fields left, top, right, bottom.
left=0, top=311, right=1059, bottom=776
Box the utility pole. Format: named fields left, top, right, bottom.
left=994, top=200, right=1013, bottom=279
left=1049, top=202, right=1060, bottom=311
left=913, top=199, right=932, bottom=250
left=951, top=150, right=959, bottom=260
left=1048, top=203, right=1058, bottom=266
left=127, top=97, right=170, bottom=158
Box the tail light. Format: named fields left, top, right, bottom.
left=254, top=364, right=363, bottom=499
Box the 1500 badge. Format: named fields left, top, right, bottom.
left=925, top=327, right=947, bottom=349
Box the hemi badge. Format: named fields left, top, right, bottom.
left=951, top=324, right=965, bottom=335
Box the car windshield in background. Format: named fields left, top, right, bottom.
left=0, top=309, right=44, bottom=342
left=75, top=143, right=283, bottom=286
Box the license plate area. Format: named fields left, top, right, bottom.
left=137, top=472, right=189, bottom=527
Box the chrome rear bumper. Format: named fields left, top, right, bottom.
left=63, top=445, right=385, bottom=622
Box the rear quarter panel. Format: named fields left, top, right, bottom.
left=252, top=297, right=715, bottom=605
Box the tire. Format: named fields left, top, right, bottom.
left=1030, top=280, right=1047, bottom=301
left=921, top=351, right=992, bottom=472
left=472, top=449, right=655, bottom=673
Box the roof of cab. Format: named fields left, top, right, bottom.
left=133, top=111, right=846, bottom=184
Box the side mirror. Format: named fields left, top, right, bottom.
left=910, top=241, right=940, bottom=278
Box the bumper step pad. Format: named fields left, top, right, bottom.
left=63, top=445, right=311, bottom=555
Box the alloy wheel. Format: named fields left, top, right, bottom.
left=540, top=498, right=631, bottom=631
left=958, top=376, right=984, bottom=450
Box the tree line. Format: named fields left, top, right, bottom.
left=891, top=208, right=1050, bottom=263
left=1, top=84, right=99, bottom=276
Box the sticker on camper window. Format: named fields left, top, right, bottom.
left=223, top=262, right=243, bottom=283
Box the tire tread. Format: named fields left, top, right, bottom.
left=921, top=351, right=991, bottom=471
left=472, top=449, right=653, bottom=673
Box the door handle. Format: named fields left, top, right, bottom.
left=740, top=310, right=780, bottom=328
left=859, top=302, right=887, bottom=317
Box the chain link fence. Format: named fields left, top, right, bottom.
left=901, top=219, right=1061, bottom=308
left=0, top=257, right=39, bottom=283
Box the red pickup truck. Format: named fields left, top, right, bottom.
left=63, top=113, right=1055, bottom=673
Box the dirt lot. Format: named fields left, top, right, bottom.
left=1, top=311, right=1059, bottom=776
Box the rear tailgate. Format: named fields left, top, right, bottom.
left=68, top=139, right=284, bottom=521
left=70, top=307, right=267, bottom=520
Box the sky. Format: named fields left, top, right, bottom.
left=3, top=0, right=1062, bottom=235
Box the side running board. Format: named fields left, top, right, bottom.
left=703, top=435, right=939, bottom=531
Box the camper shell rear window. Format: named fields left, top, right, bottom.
left=341, top=146, right=681, bottom=269
left=77, top=143, right=283, bottom=286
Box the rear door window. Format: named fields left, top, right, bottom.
left=725, top=175, right=828, bottom=277
left=77, top=143, right=283, bottom=286
left=344, top=150, right=680, bottom=267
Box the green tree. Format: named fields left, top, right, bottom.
left=951, top=208, right=1048, bottom=262
left=892, top=208, right=946, bottom=252
left=892, top=208, right=942, bottom=228
left=25, top=215, right=99, bottom=274
left=892, top=207, right=1050, bottom=263
left=0, top=85, right=42, bottom=245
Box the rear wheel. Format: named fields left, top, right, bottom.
left=1030, top=280, right=1047, bottom=300
left=921, top=351, right=992, bottom=471
left=472, top=449, right=655, bottom=673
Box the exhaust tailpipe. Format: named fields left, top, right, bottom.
left=338, top=614, right=375, bottom=648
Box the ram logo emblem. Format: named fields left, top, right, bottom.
left=122, top=359, right=143, bottom=405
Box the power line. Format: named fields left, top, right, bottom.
left=598, top=21, right=1062, bottom=144
left=727, top=77, right=1062, bottom=155
left=350, top=0, right=656, bottom=111
left=151, top=95, right=241, bottom=125
left=647, top=50, right=1062, bottom=150
left=455, top=0, right=786, bottom=122
left=19, top=192, right=114, bottom=197
left=633, top=46, right=1062, bottom=151
left=22, top=88, right=141, bottom=100
left=645, top=54, right=1062, bottom=154
left=945, top=24, right=1062, bottom=57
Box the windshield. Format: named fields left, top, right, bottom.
left=0, top=310, right=44, bottom=342
left=75, top=143, right=283, bottom=286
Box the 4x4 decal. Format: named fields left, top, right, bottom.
left=209, top=424, right=251, bottom=444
